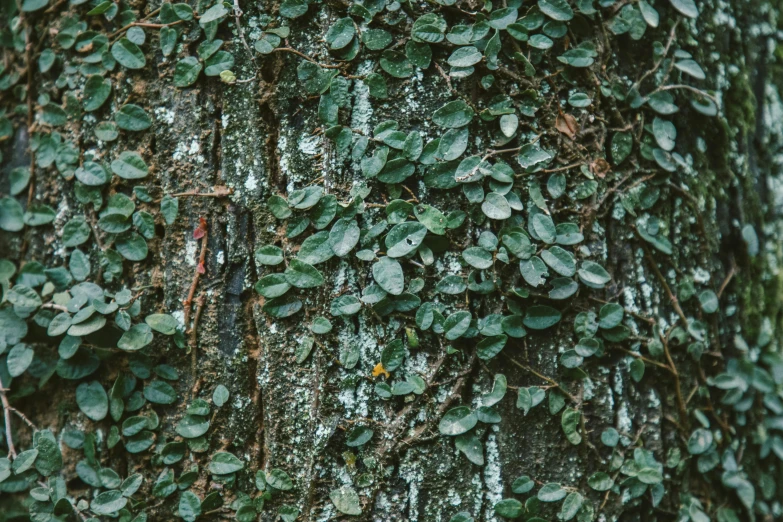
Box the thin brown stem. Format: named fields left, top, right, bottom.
left=269, top=47, right=342, bottom=69
left=0, top=373, right=16, bottom=458
left=501, top=353, right=578, bottom=403
left=639, top=239, right=688, bottom=326
left=183, top=223, right=208, bottom=331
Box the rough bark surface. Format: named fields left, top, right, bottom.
left=1, top=0, right=783, bottom=521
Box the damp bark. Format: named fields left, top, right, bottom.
left=1, top=1, right=782, bottom=521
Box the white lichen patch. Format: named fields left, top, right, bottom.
left=482, top=430, right=502, bottom=522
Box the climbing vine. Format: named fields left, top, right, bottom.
left=0, top=0, right=780, bottom=520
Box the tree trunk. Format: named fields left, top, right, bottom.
left=1, top=0, right=782, bottom=521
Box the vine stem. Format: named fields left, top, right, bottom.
left=638, top=239, right=689, bottom=326
left=184, top=220, right=209, bottom=336
left=501, top=352, right=578, bottom=403
left=269, top=47, right=342, bottom=69
left=190, top=294, right=206, bottom=395
left=0, top=373, right=17, bottom=458
left=631, top=19, right=680, bottom=92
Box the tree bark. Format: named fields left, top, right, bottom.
left=1, top=0, right=782, bottom=521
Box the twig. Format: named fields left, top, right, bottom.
left=172, top=187, right=233, bottom=198
left=183, top=220, right=208, bottom=332
left=190, top=294, right=205, bottom=380
left=652, top=84, right=719, bottom=106
left=232, top=0, right=253, bottom=57
left=639, top=239, right=688, bottom=326
left=659, top=331, right=688, bottom=431
left=588, top=296, right=655, bottom=325
left=41, top=302, right=68, bottom=312
left=614, top=346, right=671, bottom=371
left=717, top=262, right=737, bottom=298
left=269, top=47, right=342, bottom=69
left=631, top=20, right=679, bottom=92
left=501, top=353, right=578, bottom=403
left=10, top=407, right=37, bottom=430
left=0, top=374, right=16, bottom=458
left=541, top=162, right=582, bottom=173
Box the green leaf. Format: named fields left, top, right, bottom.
left=325, top=18, right=356, bottom=50
left=204, top=51, right=234, bottom=76
left=538, top=0, right=573, bottom=21
left=588, top=472, right=614, bottom=491
left=11, top=448, right=37, bottom=473
left=489, top=7, right=518, bottom=29
left=161, top=195, right=179, bottom=225
left=699, top=290, right=718, bottom=313
left=24, top=204, right=56, bottom=226
left=160, top=26, right=178, bottom=56
left=0, top=197, right=24, bottom=232
left=7, top=343, right=34, bottom=377
left=433, top=100, right=474, bottom=128
left=145, top=313, right=179, bottom=335
left=675, top=58, right=706, bottom=80
left=116, top=232, right=148, bottom=261
left=561, top=407, right=582, bottom=445
left=311, top=316, right=332, bottom=334
left=209, top=452, right=244, bottom=474
left=373, top=256, right=404, bottom=296
left=444, top=311, right=472, bottom=340
left=494, top=498, right=523, bottom=519
left=687, top=428, right=713, bottom=455
left=524, top=305, right=561, bottom=330
left=329, top=218, right=361, bottom=257
left=540, top=246, right=575, bottom=276
left=76, top=381, right=109, bottom=421
left=111, top=38, right=146, bottom=69
left=144, top=380, right=177, bottom=404
left=115, top=104, right=152, bottom=131
left=447, top=46, right=482, bottom=67
left=385, top=222, right=427, bottom=257
left=255, top=274, right=291, bottom=298
left=179, top=491, right=201, bottom=522
left=560, top=492, right=583, bottom=520
left=477, top=335, right=507, bottom=360
left=111, top=151, right=148, bottom=179
left=438, top=406, right=477, bottom=436
left=21, top=0, right=48, bottom=11
left=537, top=482, right=567, bottom=502
left=530, top=213, right=556, bottom=243
left=462, top=247, right=493, bottom=269
left=578, top=261, right=611, bottom=288
left=598, top=303, right=624, bottom=329
left=380, top=50, right=414, bottom=78
left=174, top=56, right=203, bottom=87
left=75, top=161, right=110, bottom=186
left=362, top=28, right=392, bottom=50
left=512, top=475, right=535, bottom=494
left=176, top=415, right=210, bottom=438
left=669, top=0, right=698, bottom=18
left=266, top=468, right=294, bottom=490
left=199, top=2, right=228, bottom=25
left=611, top=131, right=633, bottom=165
left=280, top=0, right=308, bottom=18
left=345, top=426, right=374, bottom=447
left=213, top=384, right=230, bottom=407
left=91, top=490, right=128, bottom=516
left=652, top=117, right=676, bottom=151
left=330, top=486, right=362, bottom=515
left=264, top=295, right=303, bottom=318
left=557, top=48, right=595, bottom=68
left=118, top=324, right=153, bottom=351
left=482, top=192, right=511, bottom=220
left=284, top=259, right=324, bottom=288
